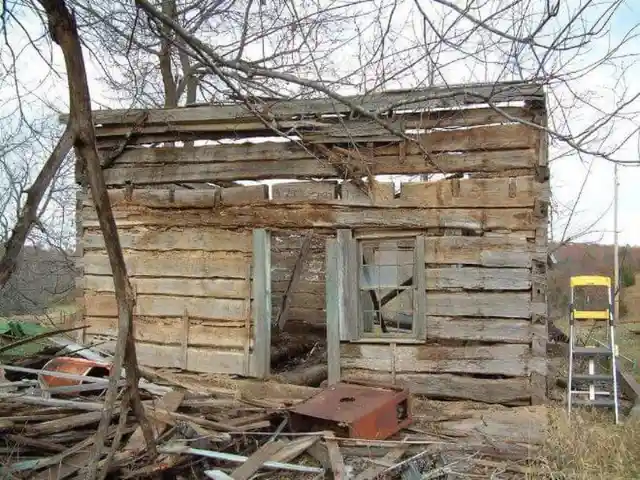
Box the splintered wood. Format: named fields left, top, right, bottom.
left=0, top=359, right=547, bottom=479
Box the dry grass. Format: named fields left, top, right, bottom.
left=532, top=407, right=640, bottom=479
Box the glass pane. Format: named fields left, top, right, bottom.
left=358, top=237, right=417, bottom=337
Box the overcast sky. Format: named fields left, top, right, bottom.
left=1, top=1, right=639, bottom=247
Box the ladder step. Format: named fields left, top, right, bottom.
left=571, top=374, right=613, bottom=382
left=571, top=398, right=617, bottom=407
left=572, top=347, right=612, bottom=357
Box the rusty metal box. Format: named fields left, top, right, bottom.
left=288, top=381, right=411, bottom=440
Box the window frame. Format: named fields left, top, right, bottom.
left=328, top=229, right=426, bottom=344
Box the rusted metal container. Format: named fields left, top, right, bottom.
left=288, top=380, right=411, bottom=440
left=38, top=356, right=112, bottom=389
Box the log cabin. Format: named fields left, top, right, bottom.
left=71, top=80, right=550, bottom=406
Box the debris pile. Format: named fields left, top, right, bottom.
left=0, top=325, right=546, bottom=479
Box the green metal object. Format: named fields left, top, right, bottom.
left=0, top=319, right=52, bottom=358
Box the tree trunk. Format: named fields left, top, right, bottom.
left=36, top=1, right=156, bottom=478
left=0, top=125, right=73, bottom=287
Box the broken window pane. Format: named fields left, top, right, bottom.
left=358, top=238, right=417, bottom=338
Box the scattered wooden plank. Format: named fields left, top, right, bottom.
left=25, top=410, right=105, bottom=436
left=231, top=441, right=285, bottom=480
left=355, top=445, right=408, bottom=480
left=325, top=432, right=347, bottom=480
left=126, top=390, right=184, bottom=452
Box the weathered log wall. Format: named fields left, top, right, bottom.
left=75, top=81, right=549, bottom=402
left=76, top=221, right=256, bottom=374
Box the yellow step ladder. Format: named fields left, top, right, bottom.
left=567, top=275, right=620, bottom=424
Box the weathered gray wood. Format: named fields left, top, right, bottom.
left=101, top=151, right=536, bottom=185
left=93, top=107, right=536, bottom=145
left=95, top=341, right=258, bottom=375
left=341, top=371, right=531, bottom=404
left=426, top=317, right=544, bottom=343
left=414, top=235, right=427, bottom=340
left=425, top=267, right=530, bottom=290
left=80, top=81, right=543, bottom=125
left=276, top=233, right=313, bottom=331
left=83, top=251, right=250, bottom=279
left=85, top=317, right=247, bottom=348
left=222, top=184, right=269, bottom=205
left=426, top=292, right=531, bottom=318
left=336, top=230, right=358, bottom=341
left=325, top=238, right=341, bottom=385
left=83, top=292, right=248, bottom=320
left=341, top=343, right=539, bottom=376
left=272, top=182, right=337, bottom=201
left=82, top=205, right=537, bottom=232
left=424, top=235, right=533, bottom=267
left=84, top=276, right=249, bottom=299
left=83, top=226, right=252, bottom=252
left=252, top=229, right=271, bottom=378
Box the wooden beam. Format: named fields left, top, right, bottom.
left=426, top=317, right=545, bottom=343
left=83, top=292, right=248, bottom=321
left=95, top=341, right=257, bottom=375
left=72, top=81, right=544, bottom=126
left=341, top=343, right=541, bottom=376
left=84, top=275, right=249, bottom=299
left=88, top=176, right=543, bottom=209
left=325, top=238, right=341, bottom=385
left=82, top=205, right=538, bottom=232
left=91, top=107, right=537, bottom=145
left=100, top=152, right=536, bottom=186
left=84, top=317, right=247, bottom=348
left=83, top=250, right=249, bottom=279
left=252, top=229, right=271, bottom=378
left=341, top=371, right=531, bottom=404
left=83, top=226, right=252, bottom=253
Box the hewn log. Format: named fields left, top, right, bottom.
left=426, top=317, right=545, bottom=343
left=82, top=205, right=537, bottom=232
left=424, top=235, right=534, bottom=267
left=275, top=365, right=328, bottom=387
left=70, top=82, right=541, bottom=126
left=84, top=275, right=249, bottom=298
left=340, top=343, right=540, bottom=376
left=100, top=150, right=536, bottom=185
left=95, top=341, right=257, bottom=375
left=425, top=292, right=531, bottom=317
left=83, top=226, right=252, bottom=252
left=84, top=317, right=247, bottom=348
left=83, top=251, right=249, bottom=279
left=341, top=371, right=531, bottom=404
left=83, top=292, right=248, bottom=321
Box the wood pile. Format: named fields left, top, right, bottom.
left=0, top=335, right=546, bottom=479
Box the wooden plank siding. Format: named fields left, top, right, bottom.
left=76, top=225, right=259, bottom=375
left=75, top=84, right=548, bottom=402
